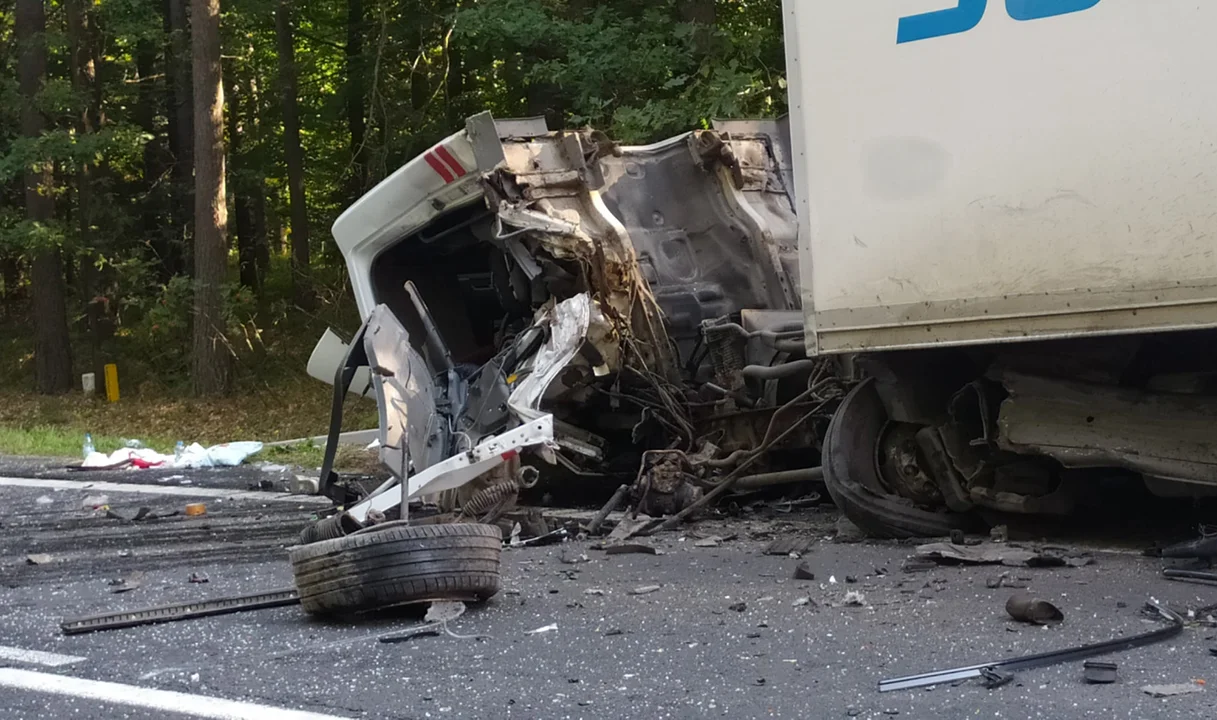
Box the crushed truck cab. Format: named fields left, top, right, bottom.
left=306, top=112, right=829, bottom=540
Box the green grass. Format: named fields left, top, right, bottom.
left=0, top=425, right=175, bottom=459
left=261, top=441, right=326, bottom=468
left=0, top=420, right=382, bottom=472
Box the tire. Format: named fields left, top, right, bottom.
left=289, top=523, right=503, bottom=616
left=822, top=378, right=972, bottom=539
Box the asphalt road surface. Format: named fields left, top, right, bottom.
left=0, top=469, right=1215, bottom=719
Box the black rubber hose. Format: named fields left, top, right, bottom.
left=742, top=359, right=817, bottom=381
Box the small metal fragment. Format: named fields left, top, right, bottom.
left=1006, top=593, right=1064, bottom=626
left=1142, top=682, right=1203, bottom=698
left=979, top=668, right=1014, bottom=689
left=763, top=537, right=814, bottom=556
left=604, top=544, right=657, bottom=556
left=793, top=562, right=815, bottom=581
left=1083, top=660, right=1117, bottom=684
left=629, top=585, right=661, bottom=595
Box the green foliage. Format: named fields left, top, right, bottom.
left=456, top=0, right=785, bottom=142
left=0, top=0, right=788, bottom=396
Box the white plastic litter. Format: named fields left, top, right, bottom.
left=173, top=441, right=264, bottom=468
left=82, top=448, right=169, bottom=469
left=79, top=441, right=263, bottom=470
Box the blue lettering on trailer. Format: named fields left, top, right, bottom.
left=896, top=0, right=987, bottom=44
left=898, top=0, right=1101, bottom=43
left=1006, top=0, right=1101, bottom=21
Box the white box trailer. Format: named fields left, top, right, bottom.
left=785, top=0, right=1217, bottom=354
left=785, top=1, right=1217, bottom=537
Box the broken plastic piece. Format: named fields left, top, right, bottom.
left=879, top=601, right=1183, bottom=692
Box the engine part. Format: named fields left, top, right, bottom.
left=702, top=318, right=747, bottom=392
left=879, top=601, right=1183, bottom=692
left=634, top=450, right=703, bottom=517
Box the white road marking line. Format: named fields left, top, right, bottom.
left=0, top=646, right=85, bottom=668
left=0, top=476, right=330, bottom=505
left=0, top=668, right=350, bottom=719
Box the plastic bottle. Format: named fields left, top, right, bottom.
left=174, top=440, right=185, bottom=464
left=83, top=433, right=95, bottom=459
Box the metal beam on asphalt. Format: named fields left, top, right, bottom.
left=0, top=668, right=351, bottom=719
left=0, top=476, right=331, bottom=504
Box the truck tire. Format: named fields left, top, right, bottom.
left=289, top=523, right=502, bottom=616
left=822, top=379, right=972, bottom=538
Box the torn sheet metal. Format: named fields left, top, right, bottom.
left=508, top=294, right=592, bottom=422
left=996, top=371, right=1217, bottom=484
left=364, top=304, right=443, bottom=479
left=913, top=542, right=1069, bottom=568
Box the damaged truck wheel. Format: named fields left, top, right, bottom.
left=289, top=523, right=502, bottom=616
left=822, top=379, right=972, bottom=539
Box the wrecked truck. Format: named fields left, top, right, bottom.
left=305, top=111, right=833, bottom=531
left=302, top=0, right=1217, bottom=587
left=290, top=111, right=837, bottom=612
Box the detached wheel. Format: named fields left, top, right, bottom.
left=822, top=378, right=972, bottom=538
left=290, top=523, right=502, bottom=616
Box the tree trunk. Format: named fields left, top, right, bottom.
left=18, top=0, right=74, bottom=394
left=67, top=0, right=105, bottom=384
left=277, top=0, right=312, bottom=309
left=346, top=0, right=368, bottom=197
left=244, top=71, right=270, bottom=290
left=0, top=258, right=20, bottom=303
left=225, top=69, right=259, bottom=293
left=251, top=183, right=270, bottom=287
left=444, top=36, right=463, bottom=128
left=165, top=0, right=192, bottom=276
left=137, top=37, right=175, bottom=281
left=191, top=0, right=231, bottom=395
